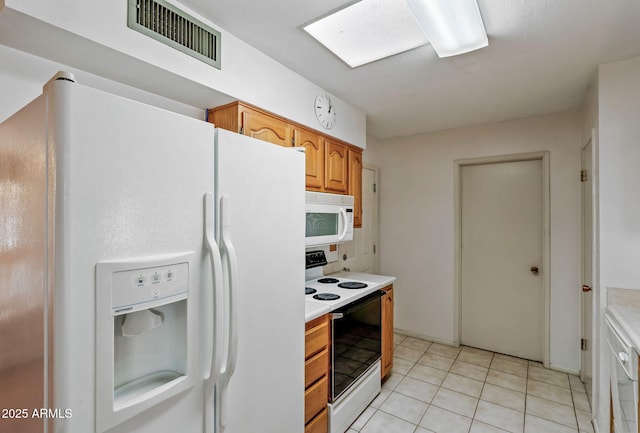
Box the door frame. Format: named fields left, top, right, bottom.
left=364, top=164, right=380, bottom=274
left=339, top=164, right=379, bottom=273
left=582, top=128, right=600, bottom=417
left=453, top=151, right=550, bottom=367
left=580, top=137, right=594, bottom=384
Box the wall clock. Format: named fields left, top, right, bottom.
left=314, top=94, right=336, bottom=129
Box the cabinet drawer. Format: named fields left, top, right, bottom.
left=305, top=375, right=328, bottom=424
left=305, top=408, right=328, bottom=433
left=305, top=349, right=328, bottom=389
left=305, top=319, right=329, bottom=359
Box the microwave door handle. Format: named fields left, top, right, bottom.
left=337, top=207, right=348, bottom=241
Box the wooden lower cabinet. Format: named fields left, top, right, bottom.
left=305, top=409, right=328, bottom=433
left=305, top=315, right=330, bottom=433
left=381, top=285, right=394, bottom=379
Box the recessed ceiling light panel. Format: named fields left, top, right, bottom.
left=405, top=0, right=488, bottom=57
left=303, top=0, right=429, bottom=68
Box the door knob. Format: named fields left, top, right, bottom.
left=530, top=266, right=539, bottom=275
left=582, top=285, right=593, bottom=292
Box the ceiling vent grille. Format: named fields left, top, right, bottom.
left=128, top=0, right=221, bottom=69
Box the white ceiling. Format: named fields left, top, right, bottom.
left=182, top=0, right=640, bottom=140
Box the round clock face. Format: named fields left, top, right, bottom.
left=314, top=94, right=336, bottom=129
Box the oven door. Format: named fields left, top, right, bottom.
left=331, top=290, right=384, bottom=402
left=606, top=315, right=639, bottom=433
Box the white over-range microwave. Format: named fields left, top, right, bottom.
left=305, top=191, right=354, bottom=247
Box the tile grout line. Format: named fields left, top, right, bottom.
left=371, top=340, right=589, bottom=433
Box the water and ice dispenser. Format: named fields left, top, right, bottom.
left=95, top=253, right=196, bottom=432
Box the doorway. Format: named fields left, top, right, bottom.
left=340, top=166, right=378, bottom=273
left=455, top=153, right=550, bottom=365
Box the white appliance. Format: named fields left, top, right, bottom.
left=606, top=314, right=639, bottom=433
left=0, top=73, right=305, bottom=433
left=305, top=191, right=354, bottom=247
left=305, top=251, right=381, bottom=433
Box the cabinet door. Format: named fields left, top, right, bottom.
left=381, top=286, right=394, bottom=379
left=241, top=108, right=292, bottom=147
left=294, top=128, right=324, bottom=191
left=324, top=139, right=347, bottom=193
left=348, top=147, right=363, bottom=228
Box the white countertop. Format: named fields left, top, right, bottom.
left=607, top=287, right=640, bottom=352
left=304, top=271, right=396, bottom=323
left=328, top=271, right=396, bottom=288
left=305, top=300, right=332, bottom=323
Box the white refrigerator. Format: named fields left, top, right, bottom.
left=0, top=73, right=305, bottom=433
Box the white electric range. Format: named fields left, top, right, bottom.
left=305, top=250, right=380, bottom=310
left=304, top=250, right=384, bottom=433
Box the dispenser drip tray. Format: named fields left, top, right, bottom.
left=114, top=370, right=184, bottom=410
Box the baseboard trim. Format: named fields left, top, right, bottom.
left=393, top=328, right=456, bottom=347
left=549, top=363, right=580, bottom=376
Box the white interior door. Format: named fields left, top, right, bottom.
left=581, top=140, right=594, bottom=391
left=340, top=166, right=378, bottom=273
left=461, top=159, right=544, bottom=361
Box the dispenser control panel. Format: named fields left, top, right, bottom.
left=111, top=261, right=188, bottom=315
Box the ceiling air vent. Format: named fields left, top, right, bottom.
left=128, top=0, right=221, bottom=69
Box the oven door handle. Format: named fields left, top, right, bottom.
left=332, top=313, right=344, bottom=320
left=333, top=289, right=386, bottom=315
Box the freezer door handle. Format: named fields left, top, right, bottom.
left=218, top=195, right=240, bottom=429
left=203, top=193, right=225, bottom=433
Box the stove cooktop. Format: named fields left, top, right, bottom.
left=313, top=293, right=340, bottom=301
left=305, top=276, right=375, bottom=309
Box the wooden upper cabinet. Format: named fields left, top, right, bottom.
left=294, top=127, right=324, bottom=191
left=241, top=108, right=292, bottom=147
left=324, top=139, right=347, bottom=193
left=207, top=101, right=292, bottom=147
left=208, top=101, right=365, bottom=200
left=348, top=148, right=363, bottom=228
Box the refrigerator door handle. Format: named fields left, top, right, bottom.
left=203, top=193, right=225, bottom=433
left=337, top=207, right=349, bottom=241
left=218, top=194, right=239, bottom=428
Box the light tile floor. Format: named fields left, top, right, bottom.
left=348, top=334, right=593, bottom=433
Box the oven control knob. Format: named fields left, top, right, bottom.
left=619, top=352, right=629, bottom=363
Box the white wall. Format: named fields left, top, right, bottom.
left=378, top=112, right=583, bottom=372
left=598, top=56, right=640, bottom=288
left=0, top=0, right=366, bottom=147
left=364, top=135, right=382, bottom=167
left=0, top=45, right=204, bottom=123
left=592, top=55, right=640, bottom=432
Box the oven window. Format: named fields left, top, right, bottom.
left=332, top=295, right=381, bottom=401
left=306, top=212, right=339, bottom=237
